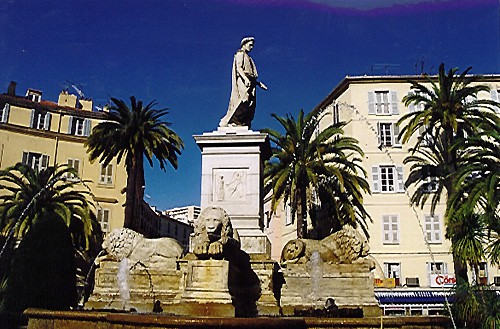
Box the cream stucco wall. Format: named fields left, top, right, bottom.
left=265, top=75, right=500, bottom=287
left=0, top=91, right=127, bottom=233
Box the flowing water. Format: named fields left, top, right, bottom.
left=117, top=258, right=131, bottom=310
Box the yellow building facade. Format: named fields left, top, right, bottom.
left=265, top=74, right=500, bottom=315
left=0, top=84, right=127, bottom=234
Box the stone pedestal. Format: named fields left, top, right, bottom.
left=86, top=261, right=182, bottom=313
left=166, top=259, right=235, bottom=317
left=279, top=260, right=381, bottom=317
left=194, top=126, right=271, bottom=255
left=249, top=255, right=281, bottom=316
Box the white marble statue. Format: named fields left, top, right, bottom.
left=219, top=37, right=267, bottom=129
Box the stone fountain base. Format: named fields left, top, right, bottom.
left=25, top=308, right=452, bottom=329
left=279, top=260, right=381, bottom=317
left=86, top=254, right=280, bottom=317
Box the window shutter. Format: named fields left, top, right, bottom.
left=106, top=164, right=113, bottom=184
left=407, top=92, right=415, bottom=113
left=67, top=116, right=73, bottom=133
left=393, top=123, right=400, bottom=145
left=30, top=109, right=35, bottom=128
left=83, top=118, right=91, bottom=136
left=99, top=164, right=106, bottom=184
left=22, top=151, right=28, bottom=165
left=372, top=166, right=380, bottom=192
left=41, top=154, right=49, bottom=169
left=390, top=91, right=398, bottom=115
left=396, top=166, right=404, bottom=192
left=376, top=122, right=382, bottom=145
left=44, top=112, right=51, bottom=130
left=2, top=103, right=10, bottom=122
left=368, top=92, right=375, bottom=114
left=490, top=89, right=499, bottom=102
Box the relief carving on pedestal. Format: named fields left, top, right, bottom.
left=213, top=169, right=247, bottom=202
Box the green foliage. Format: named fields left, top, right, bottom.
left=1, top=216, right=77, bottom=315
left=85, top=96, right=183, bottom=229
left=449, top=129, right=500, bottom=266
left=263, top=107, right=370, bottom=238
left=85, top=97, right=184, bottom=172
left=0, top=163, right=102, bottom=325
left=397, top=63, right=500, bottom=284
left=0, top=163, right=97, bottom=249
left=452, top=281, right=500, bottom=328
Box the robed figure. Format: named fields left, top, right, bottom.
left=220, top=37, right=267, bottom=129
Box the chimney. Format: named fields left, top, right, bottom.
left=7, top=81, right=17, bottom=96
left=58, top=90, right=77, bottom=107
left=79, top=98, right=93, bottom=111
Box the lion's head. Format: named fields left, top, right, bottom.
left=194, top=206, right=233, bottom=243
left=281, top=239, right=306, bottom=263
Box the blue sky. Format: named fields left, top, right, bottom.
left=1, top=0, right=498, bottom=210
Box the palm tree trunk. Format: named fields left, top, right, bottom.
left=296, top=185, right=308, bottom=238
left=446, top=183, right=469, bottom=284
left=124, top=151, right=145, bottom=230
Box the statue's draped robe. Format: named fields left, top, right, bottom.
left=220, top=49, right=258, bottom=128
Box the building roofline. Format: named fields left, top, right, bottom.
left=0, top=93, right=107, bottom=119
left=312, top=73, right=500, bottom=112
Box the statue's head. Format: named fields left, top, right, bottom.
left=240, top=36, right=255, bottom=51
left=196, top=206, right=233, bottom=242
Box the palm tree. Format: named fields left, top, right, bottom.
left=398, top=63, right=500, bottom=283
left=0, top=163, right=99, bottom=317
left=85, top=97, right=184, bottom=230
left=0, top=163, right=96, bottom=249
left=263, top=107, right=370, bottom=238
left=449, top=129, right=500, bottom=266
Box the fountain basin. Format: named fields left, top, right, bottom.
left=25, top=308, right=451, bottom=329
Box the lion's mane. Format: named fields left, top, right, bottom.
left=281, top=225, right=369, bottom=265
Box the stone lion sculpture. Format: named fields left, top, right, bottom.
left=97, top=228, right=183, bottom=264
left=192, top=206, right=240, bottom=258
left=281, top=225, right=370, bottom=265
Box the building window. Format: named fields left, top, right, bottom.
left=368, top=91, right=398, bottom=115
left=0, top=103, right=10, bottom=123
left=407, top=91, right=426, bottom=113
left=429, top=262, right=446, bottom=275
left=66, top=158, right=81, bottom=181
left=424, top=215, right=442, bottom=243
left=30, top=109, right=51, bottom=130
left=382, top=215, right=399, bottom=244
left=99, top=163, right=113, bottom=185
left=477, top=262, right=488, bottom=285
left=332, top=103, right=340, bottom=124
left=420, top=165, right=438, bottom=193
left=22, top=151, right=49, bottom=171
left=26, top=90, right=42, bottom=102
left=384, top=262, right=401, bottom=286
left=418, top=125, right=435, bottom=147
left=68, top=117, right=91, bottom=136
left=97, top=208, right=110, bottom=234
left=377, top=122, right=401, bottom=147
left=372, top=165, right=404, bottom=193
